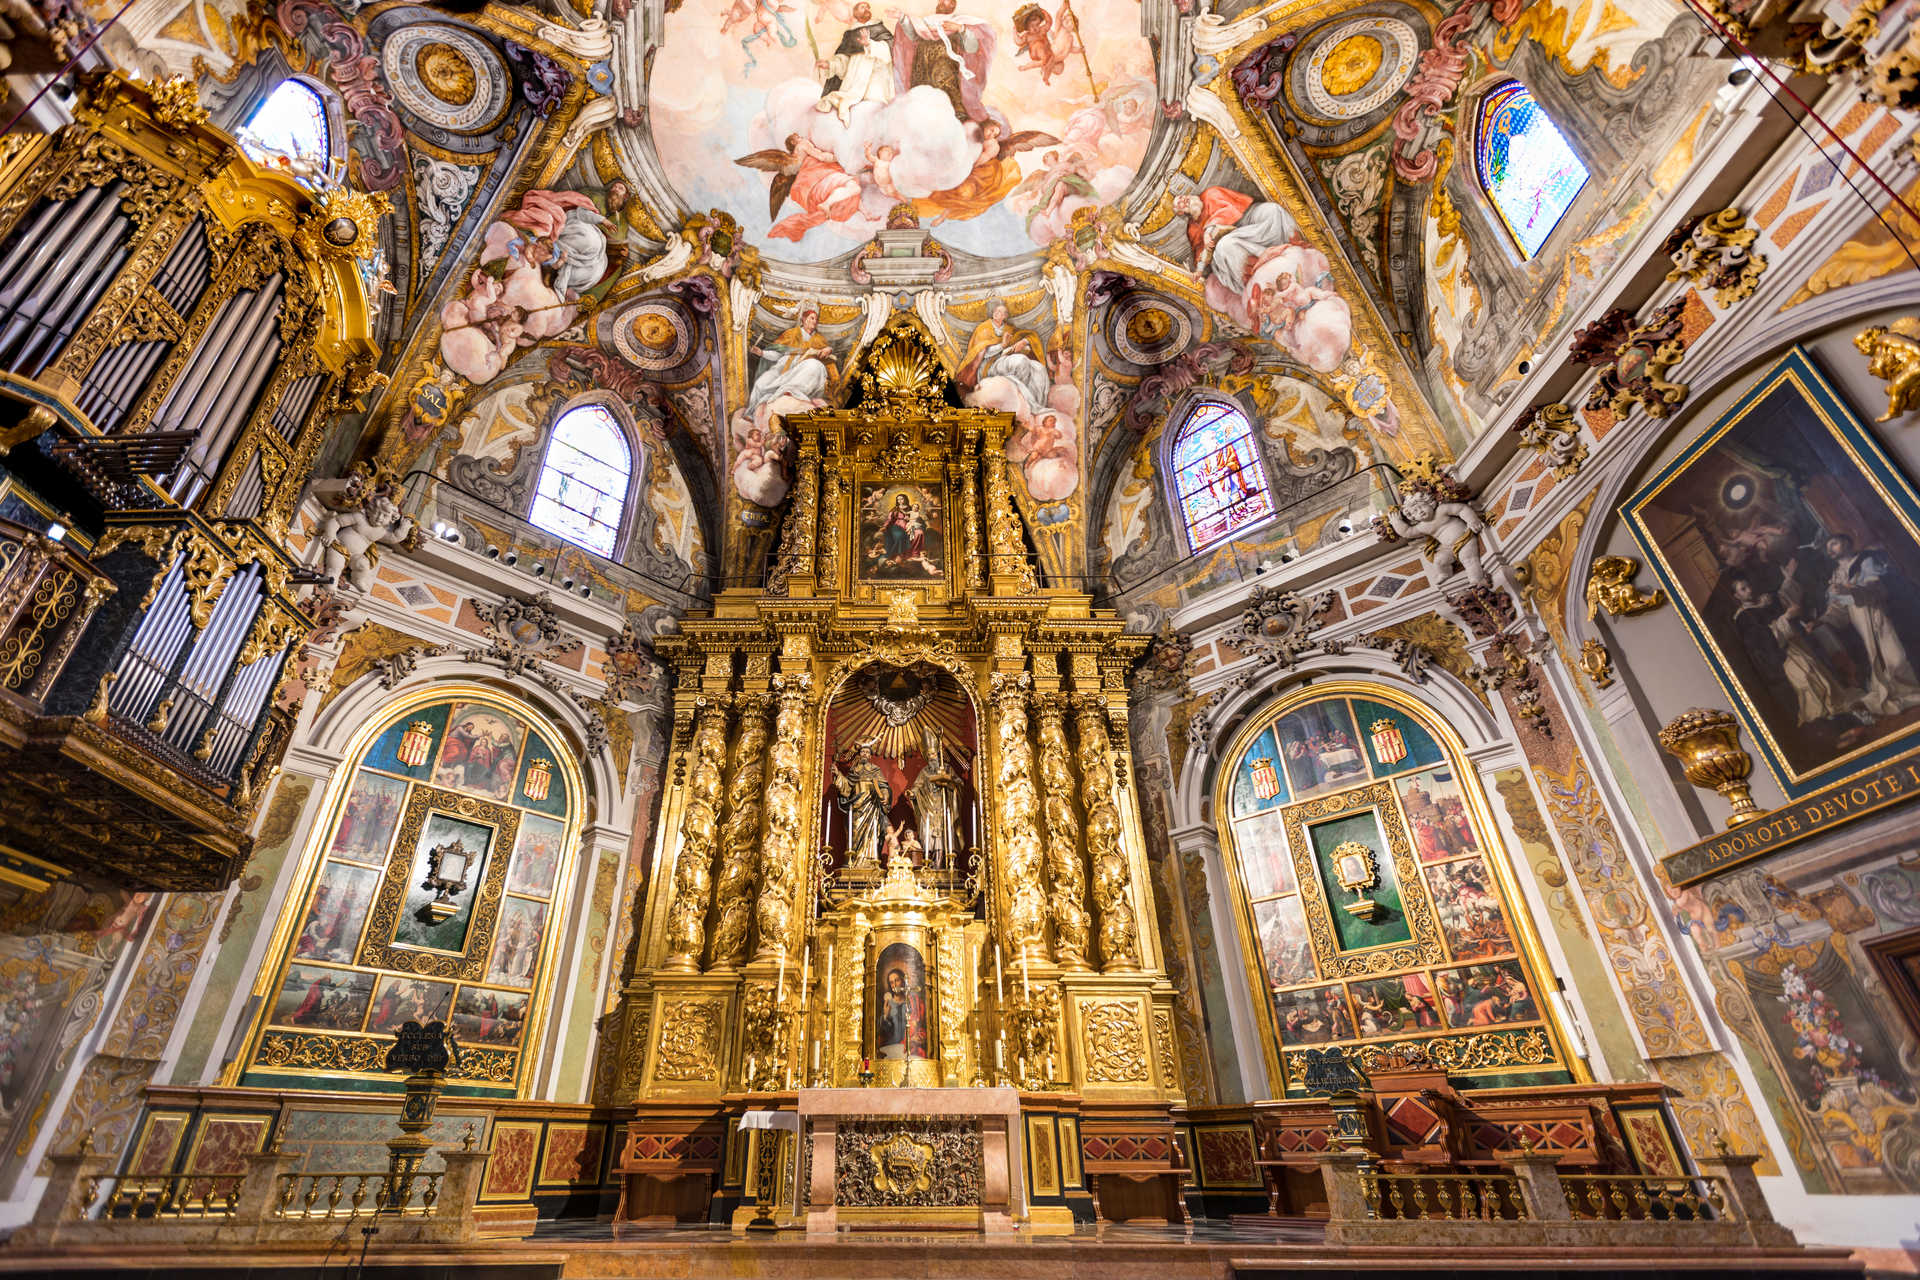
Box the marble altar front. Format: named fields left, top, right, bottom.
left=797, top=1087, right=1027, bottom=1231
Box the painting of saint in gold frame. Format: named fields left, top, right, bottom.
left=1627, top=348, right=1920, bottom=798
left=859, top=482, right=946, bottom=583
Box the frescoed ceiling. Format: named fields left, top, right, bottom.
left=104, top=0, right=1717, bottom=606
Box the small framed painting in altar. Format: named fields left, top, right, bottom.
left=858, top=481, right=948, bottom=589
left=865, top=933, right=942, bottom=1087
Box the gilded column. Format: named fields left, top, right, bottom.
left=816, top=456, right=845, bottom=592
left=765, top=444, right=819, bottom=596
left=706, top=689, right=772, bottom=968
left=662, top=695, right=730, bottom=971
left=1033, top=691, right=1091, bottom=969
left=991, top=671, right=1048, bottom=959
left=981, top=439, right=1037, bottom=593
left=753, top=670, right=812, bottom=960
left=1075, top=692, right=1140, bottom=971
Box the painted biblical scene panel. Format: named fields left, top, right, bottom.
left=293, top=863, right=380, bottom=964
left=391, top=813, right=498, bottom=953
left=330, top=771, right=410, bottom=866
left=1350, top=972, right=1444, bottom=1036
left=859, top=482, right=946, bottom=582
left=1233, top=807, right=1296, bottom=901
left=1426, top=858, right=1515, bottom=962
left=1629, top=350, right=1920, bottom=794
left=1437, top=960, right=1540, bottom=1029
left=452, top=987, right=530, bottom=1047
left=506, top=814, right=567, bottom=898
left=1253, top=895, right=1315, bottom=989
left=271, top=965, right=375, bottom=1031
left=648, top=0, right=1155, bottom=262
left=1271, top=985, right=1355, bottom=1045
left=433, top=704, right=527, bottom=802
left=365, top=976, right=456, bottom=1037
left=1396, top=767, right=1481, bottom=863
left=874, top=940, right=932, bottom=1061
left=487, top=898, right=548, bottom=989
left=1273, top=699, right=1367, bottom=799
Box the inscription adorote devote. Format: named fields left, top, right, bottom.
left=1662, top=746, right=1920, bottom=887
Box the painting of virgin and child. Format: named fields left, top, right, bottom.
left=860, top=484, right=945, bottom=580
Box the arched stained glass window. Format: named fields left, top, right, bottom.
left=1171, top=400, right=1274, bottom=551
left=530, top=404, right=632, bottom=556
left=1475, top=81, right=1588, bottom=259
left=237, top=79, right=333, bottom=178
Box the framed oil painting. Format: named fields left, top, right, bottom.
left=858, top=482, right=946, bottom=583
left=1627, top=347, right=1920, bottom=798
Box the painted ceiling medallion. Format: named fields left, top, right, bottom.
left=1302, top=17, right=1418, bottom=121
left=382, top=24, right=510, bottom=133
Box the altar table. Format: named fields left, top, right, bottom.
left=796, top=1087, right=1027, bottom=1231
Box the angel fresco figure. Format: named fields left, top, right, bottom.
left=833, top=742, right=893, bottom=865
left=1173, top=186, right=1352, bottom=373
left=734, top=134, right=863, bottom=242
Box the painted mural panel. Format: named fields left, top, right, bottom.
left=1628, top=349, right=1920, bottom=797
left=244, top=698, right=579, bottom=1096
left=1220, top=690, right=1571, bottom=1090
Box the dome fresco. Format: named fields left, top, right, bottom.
left=647, top=0, right=1158, bottom=262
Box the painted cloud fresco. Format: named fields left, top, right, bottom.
left=650, top=0, right=1156, bottom=261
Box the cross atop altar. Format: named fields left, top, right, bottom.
left=795, top=1086, right=1026, bottom=1231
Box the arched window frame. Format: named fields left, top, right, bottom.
left=1164, top=394, right=1277, bottom=554
left=1472, top=78, right=1590, bottom=261
left=526, top=396, right=643, bottom=560
left=234, top=74, right=348, bottom=188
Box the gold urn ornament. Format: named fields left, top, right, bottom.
left=1658, top=708, right=1764, bottom=828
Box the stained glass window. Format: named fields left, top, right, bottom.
left=1171, top=400, right=1273, bottom=551
left=1475, top=81, right=1588, bottom=259
left=237, top=79, right=333, bottom=178
left=530, top=404, right=631, bottom=556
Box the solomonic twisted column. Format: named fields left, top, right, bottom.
left=991, top=672, right=1048, bottom=959
left=706, top=690, right=772, bottom=968
left=1075, top=692, right=1140, bottom=971
left=1032, top=691, right=1091, bottom=969
left=753, top=671, right=812, bottom=960
left=663, top=695, right=730, bottom=970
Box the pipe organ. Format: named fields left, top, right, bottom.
left=0, top=73, right=380, bottom=891
left=613, top=318, right=1189, bottom=1228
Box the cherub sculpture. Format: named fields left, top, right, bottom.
left=316, top=468, right=422, bottom=593
left=1854, top=318, right=1920, bottom=423
left=1585, top=555, right=1666, bottom=620
left=1373, top=456, right=1487, bottom=587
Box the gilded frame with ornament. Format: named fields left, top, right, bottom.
left=229, top=685, right=587, bottom=1097
left=1211, top=681, right=1585, bottom=1096
left=1625, top=347, right=1920, bottom=799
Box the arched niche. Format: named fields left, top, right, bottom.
left=236, top=685, right=587, bottom=1097
left=1209, top=679, right=1581, bottom=1096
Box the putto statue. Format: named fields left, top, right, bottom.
left=317, top=466, right=422, bottom=592
left=1854, top=318, right=1920, bottom=423
left=1373, top=454, right=1488, bottom=588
